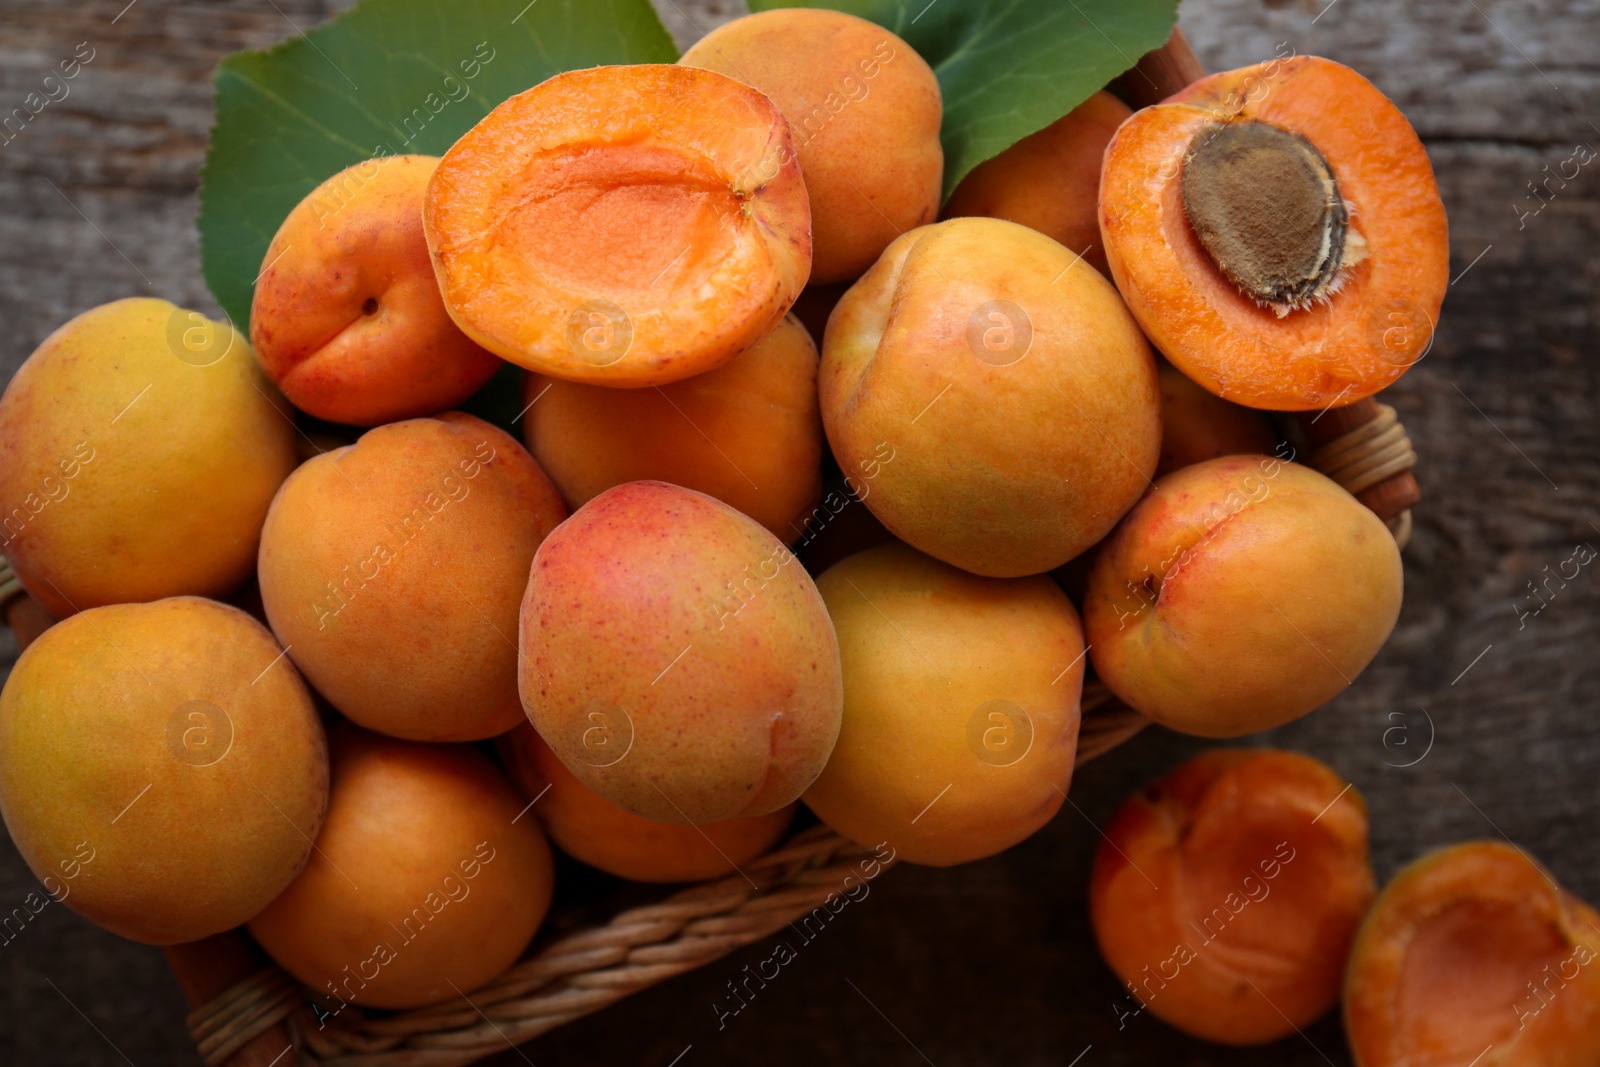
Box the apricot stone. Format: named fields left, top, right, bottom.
left=681, top=9, right=942, bottom=283
left=499, top=723, right=793, bottom=883
left=0, top=298, right=296, bottom=618
left=258, top=412, right=565, bottom=742
left=1345, top=841, right=1600, bottom=1067
left=944, top=91, right=1131, bottom=277
left=249, top=725, right=554, bottom=1010
left=519, top=481, right=842, bottom=825
left=1085, top=455, right=1402, bottom=736
left=0, top=597, right=327, bottom=944
left=521, top=314, right=823, bottom=542
left=1156, top=361, right=1279, bottom=477
left=802, top=543, right=1085, bottom=866
left=821, top=217, right=1160, bottom=577
left=1090, top=749, right=1375, bottom=1044
left=425, top=64, right=810, bottom=387
left=251, top=154, right=503, bottom=426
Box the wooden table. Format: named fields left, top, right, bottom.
left=0, top=1, right=1596, bottom=1064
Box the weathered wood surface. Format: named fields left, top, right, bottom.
left=0, top=0, right=1597, bottom=1064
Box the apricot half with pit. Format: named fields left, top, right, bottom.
left=1090, top=749, right=1375, bottom=1044
left=251, top=154, right=503, bottom=426
left=424, top=64, right=811, bottom=387
left=1100, top=56, right=1448, bottom=410
left=1345, top=841, right=1600, bottom=1067
left=1084, top=455, right=1403, bottom=736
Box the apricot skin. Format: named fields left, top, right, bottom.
left=682, top=9, right=942, bottom=283
left=1156, top=361, right=1279, bottom=477
left=1084, top=455, right=1403, bottom=737
left=802, top=543, right=1084, bottom=867
left=250, top=155, right=503, bottom=426
left=424, top=64, right=810, bottom=387
left=499, top=724, right=793, bottom=883
left=1345, top=841, right=1600, bottom=1067
left=821, top=217, right=1160, bottom=578
left=522, top=314, right=823, bottom=543
left=258, top=412, right=566, bottom=742
left=1090, top=749, right=1375, bottom=1044
left=519, top=481, right=843, bottom=825
left=0, top=298, right=296, bottom=618
left=0, top=597, right=328, bottom=945
left=248, top=726, right=554, bottom=1010
left=944, top=91, right=1132, bottom=277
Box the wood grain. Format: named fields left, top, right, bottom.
left=0, top=1, right=1596, bottom=1066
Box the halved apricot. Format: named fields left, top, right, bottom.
left=1100, top=57, right=1448, bottom=411
left=424, top=64, right=811, bottom=387
left=1345, top=841, right=1600, bottom=1067
left=1090, top=749, right=1376, bottom=1044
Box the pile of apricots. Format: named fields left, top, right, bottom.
left=0, top=8, right=1591, bottom=1059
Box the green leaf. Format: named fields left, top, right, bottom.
left=198, top=0, right=677, bottom=333
left=747, top=0, right=1180, bottom=199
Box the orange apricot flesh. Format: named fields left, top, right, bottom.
left=1100, top=56, right=1448, bottom=410
left=944, top=90, right=1131, bottom=276
left=250, top=155, right=504, bottom=426
left=1090, top=749, right=1376, bottom=1044
left=1345, top=841, right=1600, bottom=1067
left=521, top=313, right=823, bottom=543
left=424, top=64, right=811, bottom=387
left=499, top=724, right=793, bottom=883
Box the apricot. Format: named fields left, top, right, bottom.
left=0, top=298, right=296, bottom=618
left=0, top=597, right=327, bottom=944
left=248, top=725, right=553, bottom=1010
left=499, top=723, right=793, bottom=883
left=424, top=64, right=810, bottom=387
left=802, top=543, right=1084, bottom=867
left=1090, top=749, right=1375, bottom=1044
left=1100, top=56, right=1449, bottom=410
left=250, top=154, right=503, bottom=426
left=1345, top=841, right=1600, bottom=1067
left=519, top=480, right=842, bottom=825
left=1156, top=360, right=1279, bottom=477
left=521, top=313, right=823, bottom=542
left=821, top=216, right=1160, bottom=578
left=1084, top=455, right=1402, bottom=737
left=944, top=91, right=1131, bottom=276
left=257, top=412, right=565, bottom=742
left=681, top=9, right=942, bottom=283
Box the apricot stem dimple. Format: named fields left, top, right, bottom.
left=360, top=297, right=378, bottom=316
left=1181, top=120, right=1351, bottom=314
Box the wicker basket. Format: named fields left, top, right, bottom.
left=0, top=29, right=1423, bottom=1067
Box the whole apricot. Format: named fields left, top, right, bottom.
left=944, top=91, right=1132, bottom=276
left=0, top=298, right=296, bottom=618
left=1084, top=455, right=1402, bottom=736
left=1090, top=749, right=1375, bottom=1044
left=258, top=412, right=565, bottom=742
left=248, top=725, right=554, bottom=1010
left=1345, top=841, right=1600, bottom=1067
left=1156, top=360, right=1279, bottom=477
left=802, top=543, right=1084, bottom=866
left=0, top=597, right=327, bottom=944
left=425, top=64, right=810, bottom=387
left=1100, top=57, right=1449, bottom=410
left=821, top=217, right=1160, bottom=577
left=519, top=481, right=842, bottom=825
left=250, top=154, right=503, bottom=426
left=681, top=9, right=942, bottom=283
left=499, top=724, right=793, bottom=883
left=522, top=314, right=823, bottom=542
